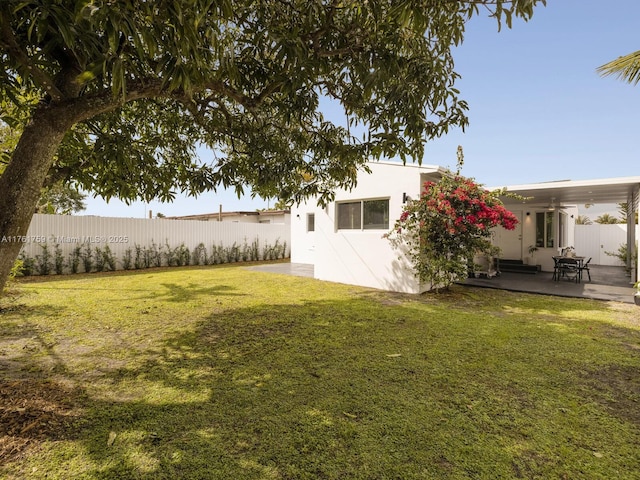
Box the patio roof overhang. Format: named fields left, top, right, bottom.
left=493, top=176, right=640, bottom=207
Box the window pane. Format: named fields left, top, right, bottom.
left=337, top=202, right=361, bottom=229
left=363, top=199, right=389, bottom=229
left=535, top=212, right=545, bottom=247
left=545, top=211, right=554, bottom=248
left=307, top=213, right=315, bottom=232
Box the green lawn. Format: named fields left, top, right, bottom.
left=1, top=265, right=639, bottom=479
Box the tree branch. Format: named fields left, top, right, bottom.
left=203, top=79, right=286, bottom=110
left=53, top=79, right=165, bottom=125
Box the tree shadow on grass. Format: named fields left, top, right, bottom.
left=2, top=295, right=640, bottom=479
left=0, top=303, right=70, bottom=382
left=155, top=282, right=245, bottom=303
left=14, top=281, right=243, bottom=300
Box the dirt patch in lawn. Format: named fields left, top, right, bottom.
left=0, top=379, right=84, bottom=465
left=580, top=364, right=640, bottom=427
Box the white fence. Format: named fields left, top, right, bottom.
left=574, top=224, right=637, bottom=266
left=17, top=214, right=290, bottom=274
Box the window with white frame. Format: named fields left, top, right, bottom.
left=337, top=199, right=389, bottom=230
left=535, top=211, right=554, bottom=248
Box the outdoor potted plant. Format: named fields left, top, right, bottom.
left=526, top=245, right=539, bottom=267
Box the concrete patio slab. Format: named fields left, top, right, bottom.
left=245, top=262, right=314, bottom=278
left=462, top=265, right=636, bottom=304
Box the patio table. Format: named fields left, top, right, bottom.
left=552, top=256, right=585, bottom=282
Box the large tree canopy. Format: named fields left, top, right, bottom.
left=0, top=0, right=545, bottom=293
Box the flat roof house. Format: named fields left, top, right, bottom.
left=291, top=162, right=639, bottom=293
left=291, top=162, right=447, bottom=293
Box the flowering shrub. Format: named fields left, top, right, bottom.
left=386, top=155, right=518, bottom=291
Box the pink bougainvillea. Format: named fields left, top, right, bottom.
left=386, top=153, right=518, bottom=291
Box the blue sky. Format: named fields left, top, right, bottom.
left=82, top=0, right=639, bottom=218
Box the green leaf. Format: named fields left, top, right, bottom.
left=111, top=58, right=124, bottom=97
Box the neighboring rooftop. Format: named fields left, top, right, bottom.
left=165, top=209, right=290, bottom=222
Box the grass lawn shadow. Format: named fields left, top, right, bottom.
left=1, top=270, right=639, bottom=479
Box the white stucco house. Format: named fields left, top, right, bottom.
left=290, top=161, right=639, bottom=294
left=291, top=162, right=446, bottom=293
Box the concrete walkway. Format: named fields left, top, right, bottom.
left=245, top=262, right=314, bottom=278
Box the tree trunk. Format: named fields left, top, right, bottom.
left=0, top=105, right=72, bottom=295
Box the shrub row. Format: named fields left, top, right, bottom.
left=16, top=238, right=288, bottom=276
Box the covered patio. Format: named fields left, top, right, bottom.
left=463, top=264, right=636, bottom=304
left=496, top=176, right=639, bottom=286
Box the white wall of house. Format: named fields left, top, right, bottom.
left=290, top=208, right=316, bottom=265
left=291, top=162, right=443, bottom=293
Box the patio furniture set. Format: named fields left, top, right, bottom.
left=552, top=254, right=592, bottom=283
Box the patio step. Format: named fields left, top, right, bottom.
left=497, top=259, right=539, bottom=274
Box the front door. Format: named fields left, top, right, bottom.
left=492, top=211, right=523, bottom=260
